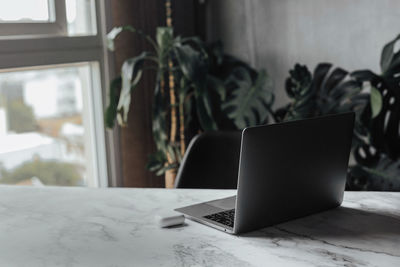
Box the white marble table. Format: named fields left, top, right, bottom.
left=0, top=186, right=399, bottom=267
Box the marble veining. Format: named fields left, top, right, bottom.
left=0, top=186, right=399, bottom=267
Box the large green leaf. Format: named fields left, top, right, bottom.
left=370, top=86, right=382, bottom=118
left=146, top=150, right=178, bottom=176
left=380, top=34, right=400, bottom=74
left=106, top=26, right=159, bottom=128
left=351, top=70, right=380, bottom=84
left=285, top=63, right=312, bottom=99
left=282, top=63, right=364, bottom=121
left=107, top=25, right=158, bottom=52
left=207, top=76, right=226, bottom=101
left=345, top=34, right=400, bottom=191
left=107, top=27, right=123, bottom=51
left=174, top=44, right=207, bottom=86
left=146, top=150, right=167, bottom=172
left=194, top=89, right=218, bottom=131
left=319, top=68, right=348, bottom=98
left=152, top=79, right=168, bottom=155
left=116, top=52, right=151, bottom=126
left=317, top=67, right=364, bottom=115
left=156, top=27, right=173, bottom=65
left=352, top=61, right=400, bottom=161
left=283, top=64, right=314, bottom=120
left=174, top=43, right=218, bottom=131
left=349, top=156, right=400, bottom=191
left=276, top=34, right=400, bottom=191
left=177, top=36, right=208, bottom=59
left=207, top=41, right=224, bottom=66
left=105, top=76, right=122, bottom=128
left=222, top=67, right=274, bottom=129
left=156, top=27, right=173, bottom=47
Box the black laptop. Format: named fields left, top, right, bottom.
left=175, top=112, right=355, bottom=234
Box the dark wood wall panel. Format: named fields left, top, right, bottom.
left=111, top=0, right=165, bottom=187
left=110, top=0, right=202, bottom=187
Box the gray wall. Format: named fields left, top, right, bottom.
left=206, top=0, right=400, bottom=107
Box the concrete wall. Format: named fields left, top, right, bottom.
left=206, top=0, right=400, bottom=107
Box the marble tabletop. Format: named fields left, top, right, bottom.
left=0, top=186, right=399, bottom=267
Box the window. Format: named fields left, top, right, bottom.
left=0, top=0, right=97, bottom=36
left=0, top=0, right=66, bottom=36
left=0, top=0, right=51, bottom=22
left=0, top=1, right=110, bottom=187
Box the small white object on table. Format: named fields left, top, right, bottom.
left=0, top=186, right=399, bottom=267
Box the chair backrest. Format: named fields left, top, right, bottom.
left=174, top=131, right=242, bottom=189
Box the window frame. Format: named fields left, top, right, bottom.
left=0, top=0, right=67, bottom=36
left=0, top=0, right=115, bottom=187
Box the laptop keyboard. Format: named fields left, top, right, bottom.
left=204, top=209, right=235, bottom=228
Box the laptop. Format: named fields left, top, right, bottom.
left=175, top=112, right=355, bottom=234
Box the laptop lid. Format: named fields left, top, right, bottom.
left=233, top=112, right=355, bottom=234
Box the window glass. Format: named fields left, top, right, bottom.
left=0, top=63, right=98, bottom=186
left=66, top=0, right=97, bottom=36
left=0, top=0, right=51, bottom=22
left=0, top=0, right=97, bottom=36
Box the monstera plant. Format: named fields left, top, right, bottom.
left=275, top=34, right=400, bottom=191
left=105, top=26, right=274, bottom=187
left=348, top=34, right=400, bottom=191
left=275, top=63, right=368, bottom=122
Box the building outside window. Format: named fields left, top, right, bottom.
left=0, top=0, right=111, bottom=187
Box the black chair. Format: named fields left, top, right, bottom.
left=174, top=131, right=242, bottom=189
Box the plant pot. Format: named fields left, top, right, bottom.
left=165, top=169, right=177, bottom=188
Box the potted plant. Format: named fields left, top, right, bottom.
left=105, top=26, right=274, bottom=187
left=274, top=34, right=400, bottom=191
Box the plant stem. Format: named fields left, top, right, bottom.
left=168, top=61, right=177, bottom=145
left=160, top=73, right=174, bottom=165
left=160, top=74, right=165, bottom=99
left=266, top=105, right=278, bottom=123
left=120, top=25, right=159, bottom=53
left=166, top=0, right=172, bottom=27
left=179, top=94, right=185, bottom=156
left=165, top=0, right=180, bottom=161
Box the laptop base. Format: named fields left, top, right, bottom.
left=175, top=196, right=236, bottom=233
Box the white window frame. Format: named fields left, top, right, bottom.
left=0, top=0, right=67, bottom=36
left=0, top=0, right=115, bottom=187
